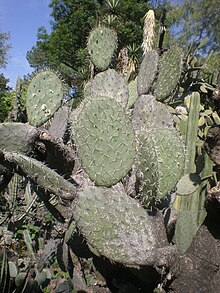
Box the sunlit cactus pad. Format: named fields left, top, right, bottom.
left=73, top=96, right=136, bottom=186
left=137, top=50, right=159, bottom=96
left=136, top=128, right=185, bottom=204
left=26, top=70, right=64, bottom=126
left=74, top=185, right=170, bottom=266
left=0, top=122, right=38, bottom=154
left=155, top=46, right=183, bottom=101
left=87, top=26, right=117, bottom=71
left=85, top=69, right=129, bottom=108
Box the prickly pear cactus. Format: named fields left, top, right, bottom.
left=0, top=122, right=38, bottom=154
left=155, top=46, right=183, bottom=101
left=3, top=151, right=76, bottom=199
left=26, top=70, right=65, bottom=126
left=132, top=94, right=174, bottom=132
left=74, top=185, right=175, bottom=266
left=127, top=78, right=138, bottom=109
left=87, top=26, right=118, bottom=71
left=85, top=69, right=129, bottom=108
left=136, top=128, right=185, bottom=205
left=137, top=50, right=159, bottom=96
left=73, top=95, right=136, bottom=187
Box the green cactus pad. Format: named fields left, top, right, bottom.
left=136, top=128, right=185, bottom=205
left=155, top=46, right=183, bottom=101
left=137, top=50, right=159, bottom=96
left=74, top=185, right=173, bottom=266
left=132, top=95, right=173, bottom=132
left=127, top=78, right=138, bottom=109
left=87, top=26, right=117, bottom=71
left=0, top=123, right=38, bottom=154
left=26, top=71, right=65, bottom=126
left=175, top=210, right=198, bottom=255
left=73, top=96, right=136, bottom=186
left=176, top=173, right=201, bottom=196
left=85, top=69, right=129, bottom=108
left=3, top=151, right=76, bottom=199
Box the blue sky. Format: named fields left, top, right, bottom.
left=0, top=0, right=52, bottom=89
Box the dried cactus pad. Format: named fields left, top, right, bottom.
left=87, top=26, right=117, bottom=71
left=26, top=71, right=64, bottom=126
left=0, top=122, right=38, bottom=154
left=85, top=69, right=129, bottom=108
left=137, top=50, right=159, bottom=96
left=74, top=96, right=136, bottom=186
left=155, top=46, right=183, bottom=101
left=74, top=185, right=172, bottom=266
left=136, top=128, right=185, bottom=204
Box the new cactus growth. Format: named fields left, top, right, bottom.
left=26, top=70, right=65, bottom=126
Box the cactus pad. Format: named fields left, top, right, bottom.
left=137, top=50, right=159, bottom=96
left=85, top=69, right=129, bottom=108
left=136, top=128, right=185, bottom=205
left=132, top=95, right=173, bottom=132
left=176, top=173, right=201, bottom=196
left=175, top=210, right=198, bottom=255
left=74, top=185, right=173, bottom=266
left=73, top=96, right=136, bottom=186
left=26, top=71, right=65, bottom=126
left=3, top=151, right=76, bottom=199
left=0, top=123, right=38, bottom=154
left=155, top=46, right=183, bottom=101
left=127, top=78, right=138, bottom=109
left=87, top=26, right=117, bottom=71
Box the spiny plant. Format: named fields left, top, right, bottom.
left=0, top=9, right=219, bottom=293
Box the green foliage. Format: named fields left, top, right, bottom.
left=167, top=0, right=220, bottom=51
left=0, top=74, right=13, bottom=122
left=0, top=32, right=11, bottom=68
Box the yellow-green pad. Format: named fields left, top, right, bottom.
left=74, top=96, right=136, bottom=186
left=26, top=71, right=64, bottom=126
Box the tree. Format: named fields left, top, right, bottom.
left=0, top=32, right=11, bottom=68
left=0, top=74, right=13, bottom=122
left=165, top=0, right=220, bottom=52
left=26, top=0, right=153, bottom=86
left=0, top=32, right=12, bottom=121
